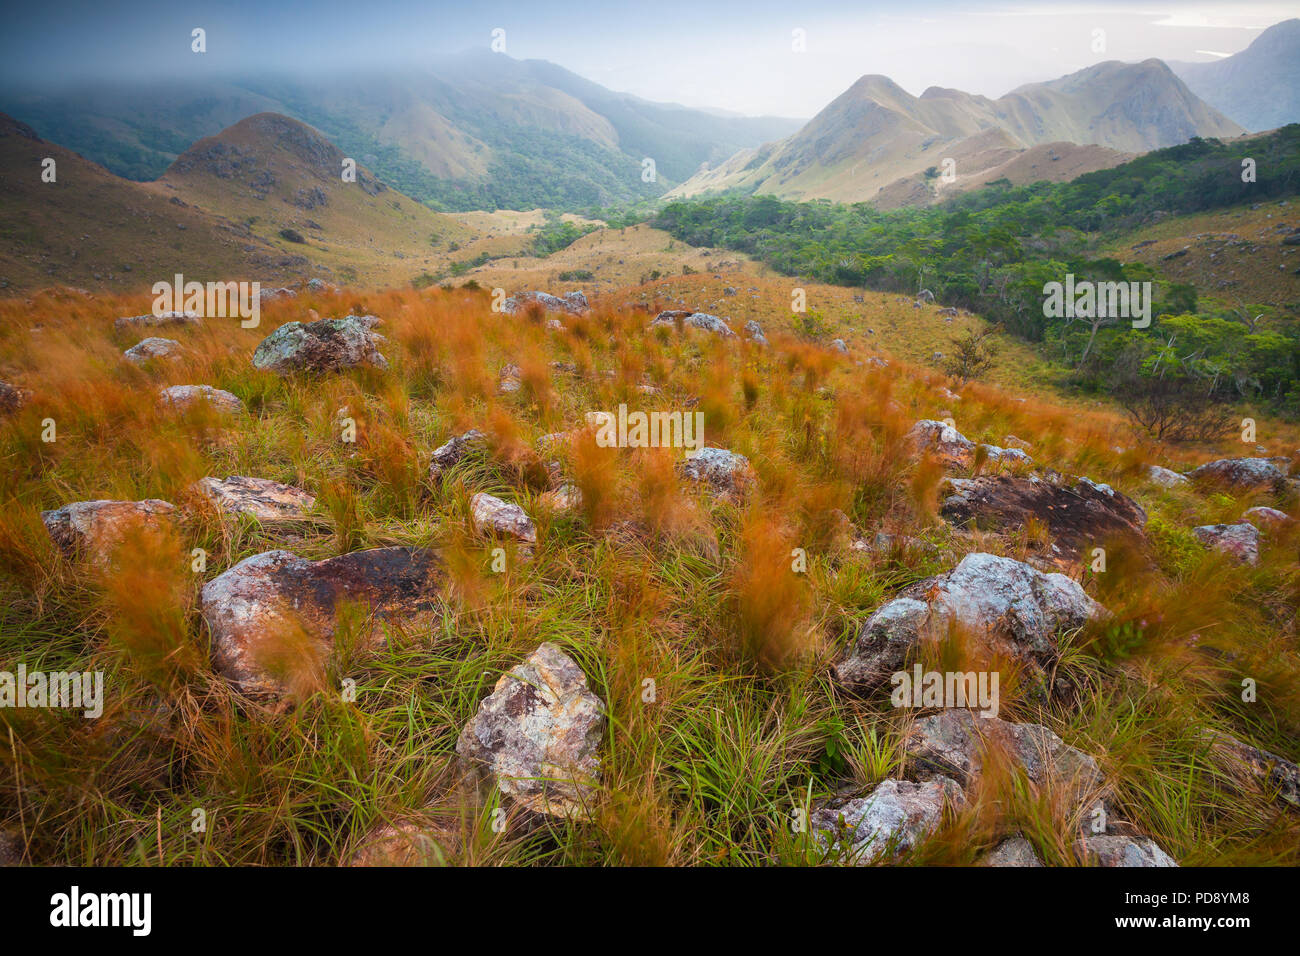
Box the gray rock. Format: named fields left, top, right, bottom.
left=251, top=315, right=388, bottom=374
left=502, top=291, right=589, bottom=316
left=1147, top=465, right=1189, bottom=488
left=124, top=337, right=184, bottom=364
left=1243, top=506, right=1292, bottom=531
left=158, top=384, right=243, bottom=414
left=1189, top=457, right=1286, bottom=491
left=980, top=834, right=1043, bottom=866
left=1205, top=730, right=1299, bottom=810
left=469, top=492, right=537, bottom=544
left=114, top=310, right=201, bottom=332
left=830, top=338, right=848, bottom=353
left=1193, top=522, right=1260, bottom=565
left=811, top=777, right=962, bottom=862
left=650, top=310, right=735, bottom=337
left=428, top=429, right=488, bottom=480
left=41, top=499, right=178, bottom=567
left=192, top=476, right=316, bottom=524
left=743, top=319, right=768, bottom=346
left=678, top=446, right=754, bottom=495
left=1076, top=834, right=1177, bottom=867
left=456, top=642, right=605, bottom=821
left=0, top=381, right=29, bottom=413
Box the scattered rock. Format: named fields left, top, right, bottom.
left=539, top=483, right=582, bottom=513
left=498, top=363, right=522, bottom=394
left=811, top=777, right=962, bottom=862
left=649, top=310, right=735, bottom=337
left=192, top=476, right=317, bottom=524
left=980, top=834, right=1043, bottom=867
left=1147, top=465, right=1189, bottom=488
left=114, top=311, right=201, bottom=333
left=678, top=446, right=754, bottom=496
left=830, top=338, right=848, bottom=353
left=0, top=381, right=29, bottom=413
left=428, top=429, right=488, bottom=480
left=1193, top=522, right=1259, bottom=565
left=502, top=291, right=589, bottom=316
left=1204, top=730, right=1299, bottom=810
left=124, top=337, right=184, bottom=364
left=41, top=499, right=178, bottom=566
left=251, top=315, right=388, bottom=374
left=201, top=547, right=444, bottom=697
left=469, top=492, right=537, bottom=544
left=908, top=420, right=1030, bottom=470
left=1002, top=435, right=1031, bottom=451
left=158, top=384, right=244, bottom=415
left=835, top=552, right=1107, bottom=691
left=1243, top=505, right=1292, bottom=531
left=1189, top=457, right=1286, bottom=492
left=1076, top=834, right=1177, bottom=867
left=456, top=642, right=605, bottom=821
left=743, top=319, right=768, bottom=346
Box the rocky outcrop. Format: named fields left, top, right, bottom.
left=428, top=429, right=487, bottom=480
left=941, top=474, right=1149, bottom=568
left=200, top=547, right=443, bottom=698
left=124, top=337, right=184, bottom=364
left=469, top=493, right=537, bottom=544
left=456, top=643, right=605, bottom=821
left=835, top=552, right=1107, bottom=691
left=678, top=447, right=754, bottom=496
left=158, top=384, right=244, bottom=415
left=1193, top=522, right=1260, bottom=564
left=41, top=499, right=178, bottom=566
left=502, top=291, right=589, bottom=316
left=649, top=310, right=735, bottom=337
left=192, top=476, right=316, bottom=524
left=810, top=777, right=962, bottom=862
left=251, top=315, right=388, bottom=373
left=1189, top=457, right=1287, bottom=492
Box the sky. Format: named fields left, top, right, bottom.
left=0, top=1, right=1295, bottom=117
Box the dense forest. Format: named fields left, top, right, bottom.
left=653, top=127, right=1300, bottom=417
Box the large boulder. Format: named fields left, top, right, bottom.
left=158, top=384, right=244, bottom=415
left=192, top=476, right=317, bottom=524
left=650, top=310, right=735, bottom=337
left=835, top=552, right=1108, bottom=691
left=200, top=547, right=443, bottom=698
left=502, top=291, right=589, bottom=316
left=456, top=643, right=606, bottom=821
left=1193, top=522, right=1259, bottom=565
left=1189, top=457, right=1287, bottom=492
left=251, top=315, right=388, bottom=373
left=41, top=499, right=178, bottom=566
left=941, top=474, right=1149, bottom=568
left=810, top=777, right=963, bottom=863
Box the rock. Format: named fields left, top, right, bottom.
left=539, top=483, right=582, bottom=513
left=908, top=420, right=1030, bottom=470
left=980, top=835, right=1043, bottom=867
left=192, top=476, right=316, bottom=524
left=1147, top=465, right=1189, bottom=488
left=1189, top=457, right=1287, bottom=492
left=469, top=493, right=537, bottom=544
left=811, top=777, right=962, bottom=862
left=257, top=287, right=297, bottom=304
left=114, top=310, right=201, bottom=332
left=940, top=475, right=1148, bottom=568
left=305, top=278, right=336, bottom=294
left=1193, top=522, right=1259, bottom=565
left=0, top=381, right=29, bottom=413
left=678, top=446, right=754, bottom=496
left=201, top=547, right=444, bottom=698
left=1243, top=506, right=1292, bottom=531
left=905, top=710, right=1104, bottom=800
left=851, top=533, right=938, bottom=558
left=347, top=821, right=458, bottom=866
left=428, top=429, right=488, bottom=480
left=916, top=289, right=935, bottom=303
left=743, top=319, right=768, bottom=346
left=830, top=338, right=848, bottom=353
left=502, top=291, right=589, bottom=316
left=1204, top=730, right=1299, bottom=810
left=1002, top=435, right=1031, bottom=451
left=456, top=642, right=605, bottom=821
left=41, top=499, right=178, bottom=566
left=158, top=384, right=244, bottom=415
left=251, top=315, right=388, bottom=373
left=124, top=337, right=184, bottom=364
left=498, top=363, right=522, bottom=394
left=835, top=552, right=1107, bottom=691
left=865, top=356, right=888, bottom=369
left=0, top=829, right=22, bottom=866
left=649, top=310, right=735, bottom=337
left=723, top=287, right=737, bottom=296
left=1076, top=834, right=1177, bottom=867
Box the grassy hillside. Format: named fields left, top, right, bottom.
left=0, top=283, right=1296, bottom=865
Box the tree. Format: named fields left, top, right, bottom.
left=945, top=326, right=999, bottom=383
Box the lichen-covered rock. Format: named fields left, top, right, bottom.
left=835, top=552, right=1108, bottom=691
left=158, top=384, right=244, bottom=415
left=192, top=476, right=316, bottom=523
left=114, top=310, right=201, bottom=333
left=678, top=446, right=754, bottom=496
left=124, top=337, right=184, bottom=364
left=200, top=547, right=443, bottom=698
left=251, top=315, right=388, bottom=373
left=905, top=709, right=1104, bottom=799
left=1193, top=522, right=1259, bottom=565
left=1147, top=465, right=1190, bottom=488
left=1076, top=834, right=1177, bottom=867
left=1243, top=506, right=1292, bottom=531
left=502, top=291, right=589, bottom=316
left=650, top=310, right=735, bottom=337
left=428, top=429, right=488, bottom=480
left=469, top=492, right=537, bottom=544
left=980, top=834, right=1044, bottom=867
left=41, top=499, right=178, bottom=566
left=456, top=642, right=605, bottom=821
left=1189, top=457, right=1287, bottom=492
left=1205, top=730, right=1299, bottom=810
left=941, top=474, right=1149, bottom=568
left=810, top=777, right=963, bottom=862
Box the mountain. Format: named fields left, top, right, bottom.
left=0, top=111, right=471, bottom=292
left=0, top=55, right=804, bottom=213
left=1171, top=19, right=1300, bottom=132
left=669, top=59, right=1243, bottom=204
